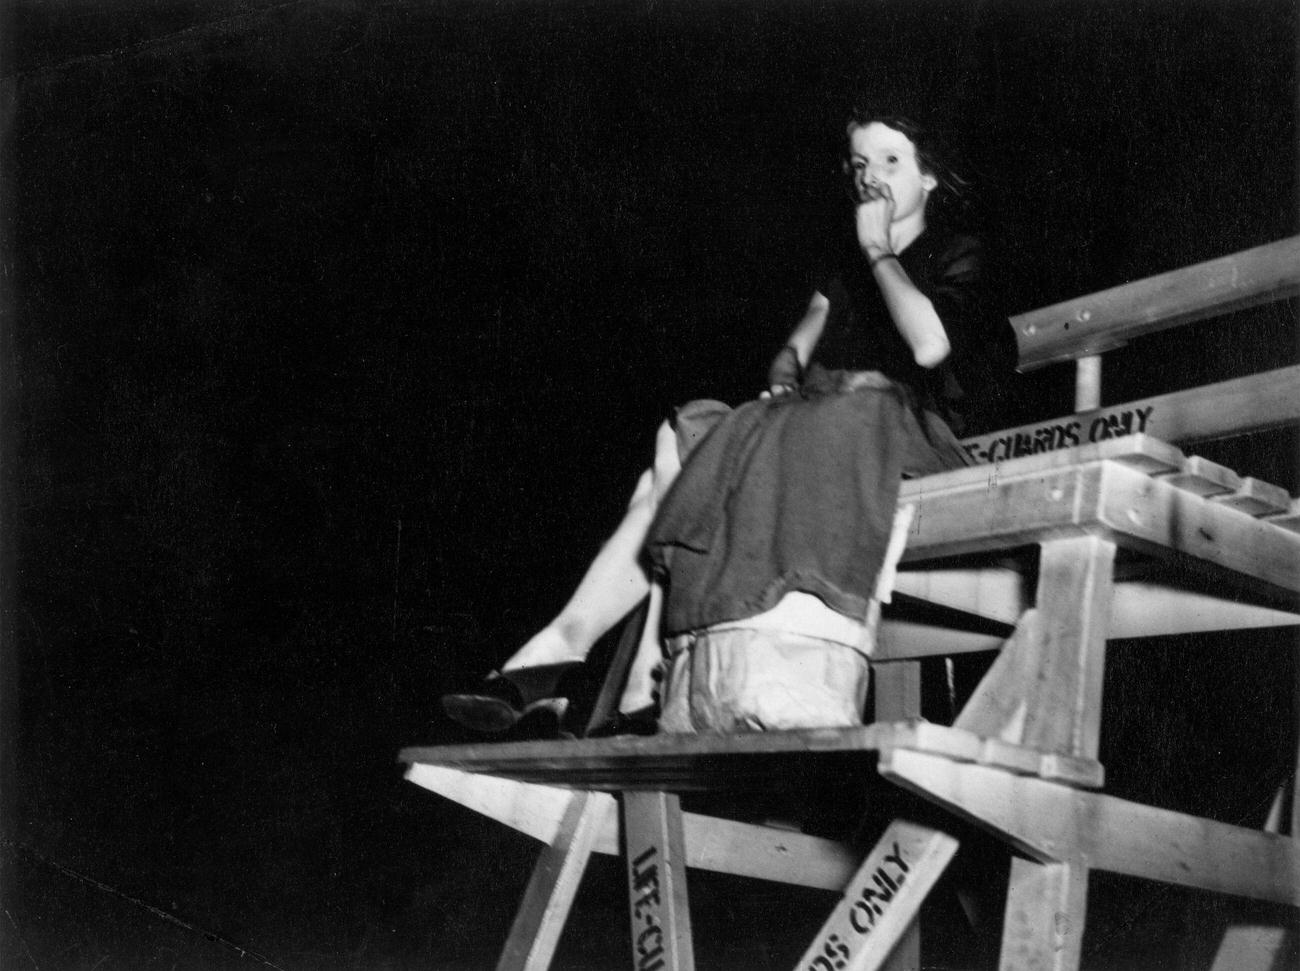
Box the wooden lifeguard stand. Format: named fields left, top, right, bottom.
left=401, top=236, right=1300, bottom=970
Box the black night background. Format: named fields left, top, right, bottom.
left=2, top=1, right=1298, bottom=968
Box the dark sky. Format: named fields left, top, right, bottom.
left=3, top=2, right=1298, bottom=969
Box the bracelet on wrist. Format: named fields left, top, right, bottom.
left=869, top=251, right=898, bottom=269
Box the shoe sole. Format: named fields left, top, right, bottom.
left=441, top=695, right=519, bottom=734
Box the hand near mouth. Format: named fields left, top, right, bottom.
left=855, top=182, right=895, bottom=256
left=858, top=181, right=885, bottom=202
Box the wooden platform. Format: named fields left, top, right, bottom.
left=401, top=238, right=1300, bottom=971
left=897, top=436, right=1300, bottom=609
left=401, top=436, right=1299, bottom=801
left=399, top=719, right=1105, bottom=792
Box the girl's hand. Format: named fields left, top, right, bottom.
left=855, top=182, right=895, bottom=259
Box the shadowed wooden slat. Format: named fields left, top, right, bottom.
left=401, top=725, right=897, bottom=791
left=399, top=721, right=1104, bottom=791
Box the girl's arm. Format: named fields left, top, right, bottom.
left=868, top=255, right=951, bottom=368
left=784, top=290, right=830, bottom=369
left=856, top=195, right=951, bottom=368
left=766, top=291, right=830, bottom=394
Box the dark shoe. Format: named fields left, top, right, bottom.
left=586, top=705, right=659, bottom=738
left=502, top=699, right=575, bottom=742
left=441, top=661, right=582, bottom=734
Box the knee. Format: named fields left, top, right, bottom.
left=652, top=420, right=682, bottom=500
left=628, top=468, right=655, bottom=511
left=654, top=419, right=677, bottom=459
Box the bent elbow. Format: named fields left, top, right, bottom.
left=914, top=335, right=951, bottom=369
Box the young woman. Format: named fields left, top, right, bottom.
left=442, top=112, right=1014, bottom=735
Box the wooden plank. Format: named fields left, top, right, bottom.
left=1210, top=925, right=1294, bottom=971
left=952, top=611, right=1043, bottom=747
left=901, top=462, right=1104, bottom=562
left=880, top=749, right=1300, bottom=906
left=891, top=570, right=1300, bottom=639
left=873, top=619, right=1005, bottom=661
left=405, top=764, right=862, bottom=890
left=899, top=460, right=1300, bottom=602
left=1109, top=584, right=1300, bottom=637
left=795, top=820, right=957, bottom=971
left=1266, top=498, right=1300, bottom=534
left=497, top=791, right=605, bottom=971
left=892, top=566, right=1027, bottom=626
left=1291, top=640, right=1300, bottom=841
left=873, top=661, right=922, bottom=722
left=624, top=791, right=695, bottom=971
left=916, top=433, right=1185, bottom=494
left=1163, top=455, right=1241, bottom=497
left=676, top=812, right=858, bottom=891
left=1012, top=235, right=1300, bottom=370
left=1097, top=461, right=1300, bottom=600
left=881, top=923, right=920, bottom=971
left=400, top=722, right=1004, bottom=792
left=404, top=764, right=616, bottom=845
left=584, top=600, right=647, bottom=736
left=956, top=366, right=1300, bottom=465
left=1212, top=477, right=1293, bottom=517
left=999, top=858, right=1088, bottom=971
left=403, top=725, right=898, bottom=791
left=408, top=719, right=1103, bottom=795
left=950, top=538, right=1115, bottom=762
left=878, top=593, right=1294, bottom=655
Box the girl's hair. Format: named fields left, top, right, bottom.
left=841, top=111, right=970, bottom=215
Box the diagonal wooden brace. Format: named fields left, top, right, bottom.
left=956, top=535, right=1116, bottom=761
left=795, top=820, right=958, bottom=971
left=881, top=749, right=1300, bottom=904
left=882, top=748, right=1300, bottom=971
left=497, top=790, right=606, bottom=971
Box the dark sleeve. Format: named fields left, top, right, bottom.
left=925, top=235, right=1018, bottom=435
left=809, top=221, right=855, bottom=298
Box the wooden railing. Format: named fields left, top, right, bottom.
left=1012, top=235, right=1300, bottom=370
left=961, top=235, right=1300, bottom=459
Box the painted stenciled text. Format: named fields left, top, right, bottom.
left=630, top=845, right=666, bottom=971
left=963, top=405, right=1156, bottom=464
left=805, top=842, right=912, bottom=971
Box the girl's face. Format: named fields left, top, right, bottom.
left=847, top=122, right=937, bottom=221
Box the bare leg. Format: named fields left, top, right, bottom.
left=618, top=579, right=665, bottom=712
left=617, top=420, right=682, bottom=711
left=501, top=421, right=683, bottom=691
left=502, top=466, right=656, bottom=672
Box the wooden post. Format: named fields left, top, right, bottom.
left=873, top=661, right=921, bottom=722
left=1292, top=638, right=1299, bottom=839
left=1074, top=355, right=1102, bottom=411
left=1000, top=857, right=1088, bottom=971
left=796, top=820, right=958, bottom=971
left=1209, top=926, right=1294, bottom=971
left=955, top=536, right=1116, bottom=761
left=871, top=661, right=924, bottom=971
left=624, top=791, right=695, bottom=971
left=1210, top=638, right=1300, bottom=971
left=584, top=599, right=649, bottom=736
left=497, top=790, right=606, bottom=971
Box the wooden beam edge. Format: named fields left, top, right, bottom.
left=881, top=750, right=1300, bottom=907
left=1013, top=236, right=1300, bottom=370
left=403, top=764, right=860, bottom=890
